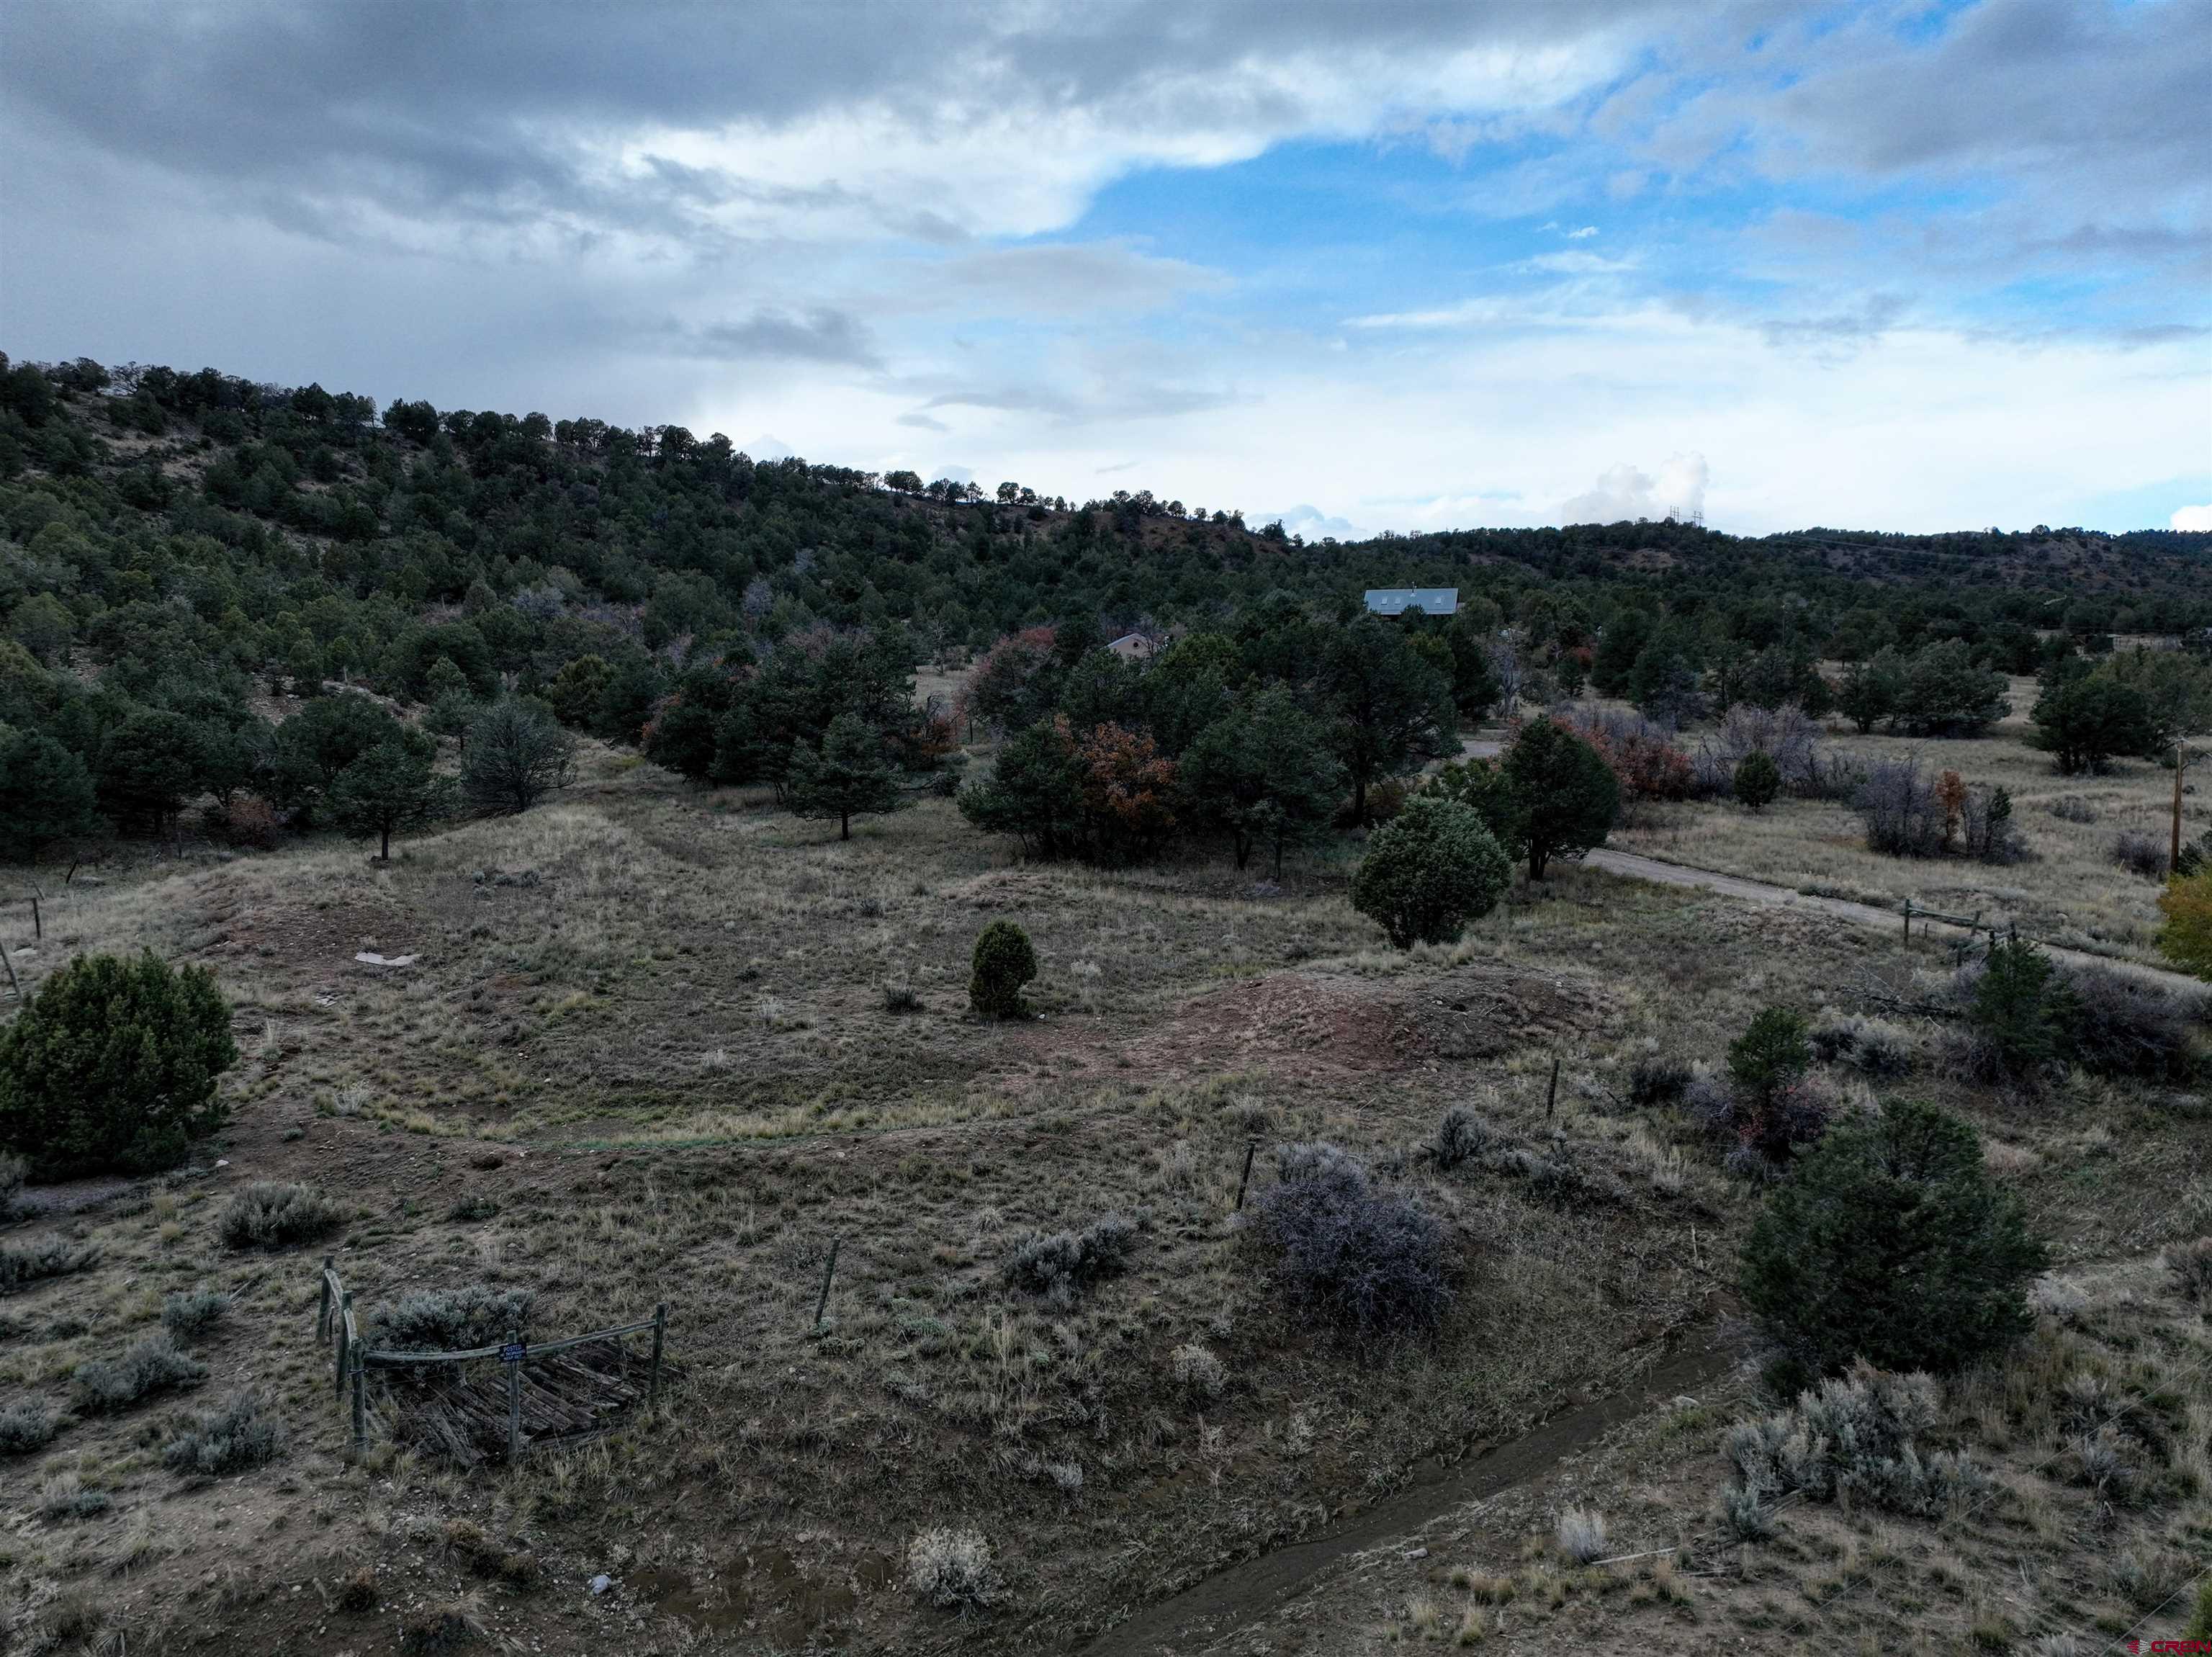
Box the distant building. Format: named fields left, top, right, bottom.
left=1364, top=588, right=1459, bottom=618
left=1107, top=632, right=1156, bottom=661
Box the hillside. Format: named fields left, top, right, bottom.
left=4, top=356, right=2208, bottom=748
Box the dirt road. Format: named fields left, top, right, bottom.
left=1583, top=847, right=2203, bottom=991
left=1084, top=1333, right=1735, bottom=1656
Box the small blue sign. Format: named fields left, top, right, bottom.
left=500, top=1342, right=526, bottom=1363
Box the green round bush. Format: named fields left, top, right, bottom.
left=970, top=920, right=1038, bottom=1018
left=1350, top=797, right=1511, bottom=949
left=1741, top=1100, right=2047, bottom=1388
left=1732, top=750, right=1781, bottom=812
left=0, top=951, right=236, bottom=1177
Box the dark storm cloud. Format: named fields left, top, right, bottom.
left=1, top=1, right=1668, bottom=241
left=691, top=308, right=881, bottom=367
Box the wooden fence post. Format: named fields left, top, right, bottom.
left=813, top=1239, right=841, bottom=1330
left=1902, top=899, right=1912, bottom=943
left=29, top=896, right=39, bottom=943
left=350, top=1344, right=366, bottom=1450
left=649, top=1303, right=667, bottom=1411
left=334, top=1290, right=352, bottom=1396
left=318, top=1258, right=333, bottom=1341
left=1233, top=1141, right=1258, bottom=1212
left=1545, top=1054, right=1561, bottom=1121
left=505, top=1328, right=523, bottom=1463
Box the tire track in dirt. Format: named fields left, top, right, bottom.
left=1083, top=1331, right=1736, bottom=1656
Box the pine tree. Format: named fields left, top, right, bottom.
left=328, top=735, right=452, bottom=859
left=1501, top=719, right=1619, bottom=880
left=787, top=713, right=905, bottom=840
left=1741, top=1100, right=2047, bottom=1386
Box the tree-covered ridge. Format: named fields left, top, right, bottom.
left=3, top=349, right=2210, bottom=861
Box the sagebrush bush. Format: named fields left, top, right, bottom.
left=1725, top=1363, right=1987, bottom=1518
left=0, top=1149, right=24, bottom=1214
left=2056, top=961, right=2202, bottom=1082
left=74, top=1337, right=207, bottom=1413
left=2166, top=1236, right=2212, bottom=1303
left=161, top=1287, right=229, bottom=1340
left=1350, top=796, right=1512, bottom=948
left=1490, top=1145, right=1632, bottom=1205
left=1627, top=1059, right=1691, bottom=1107
left=161, top=1390, right=286, bottom=1475
left=1429, top=1105, right=1497, bottom=1171
left=367, top=1284, right=534, bottom=1352
left=0, top=950, right=237, bottom=1177
left=1001, top=1216, right=1136, bottom=1308
left=1169, top=1342, right=1226, bottom=1402
left=2109, top=830, right=2167, bottom=879
left=0, top=1398, right=62, bottom=1455
left=907, top=1526, right=999, bottom=1609
left=1694, top=1067, right=1843, bottom=1173
left=1252, top=1143, right=1452, bottom=1348
left=968, top=921, right=1038, bottom=1018
left=0, top=1235, right=101, bottom=1292
left=1808, top=1013, right=1916, bottom=1078
left=219, top=1181, right=346, bottom=1249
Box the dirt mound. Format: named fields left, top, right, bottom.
left=1134, top=966, right=1596, bottom=1078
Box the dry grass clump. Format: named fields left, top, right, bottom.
left=2164, top=1236, right=2212, bottom=1303
left=217, top=1181, right=346, bottom=1248
left=907, top=1526, right=1000, bottom=1609
left=161, top=1389, right=286, bottom=1474
left=0, top=1234, right=102, bottom=1290
left=1554, top=1507, right=1609, bottom=1564
left=441, top=1518, right=539, bottom=1584
left=367, top=1284, right=534, bottom=1352
left=0, top=1397, right=63, bottom=1455
left=398, top=1604, right=483, bottom=1653
left=999, top=1216, right=1137, bottom=1308
left=1169, top=1342, right=1227, bottom=1403
left=0, top=1149, right=24, bottom=1216
left=74, top=1337, right=207, bottom=1413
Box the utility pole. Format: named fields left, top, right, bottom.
left=2176, top=741, right=2189, bottom=876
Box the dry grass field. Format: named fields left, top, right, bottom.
left=1608, top=681, right=2203, bottom=966
left=1, top=726, right=2207, bottom=1655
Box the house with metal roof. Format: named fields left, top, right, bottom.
left=1363, top=588, right=1459, bottom=617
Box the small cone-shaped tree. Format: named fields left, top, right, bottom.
left=788, top=713, right=906, bottom=840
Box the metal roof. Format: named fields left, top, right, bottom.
left=1363, top=588, right=1459, bottom=616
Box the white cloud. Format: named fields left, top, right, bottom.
left=2173, top=503, right=2212, bottom=531
left=1519, top=250, right=1637, bottom=275
left=1257, top=503, right=1364, bottom=540
left=1565, top=225, right=1599, bottom=239
left=1559, top=454, right=1709, bottom=524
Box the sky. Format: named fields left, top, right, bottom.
left=3, top=0, right=2208, bottom=539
